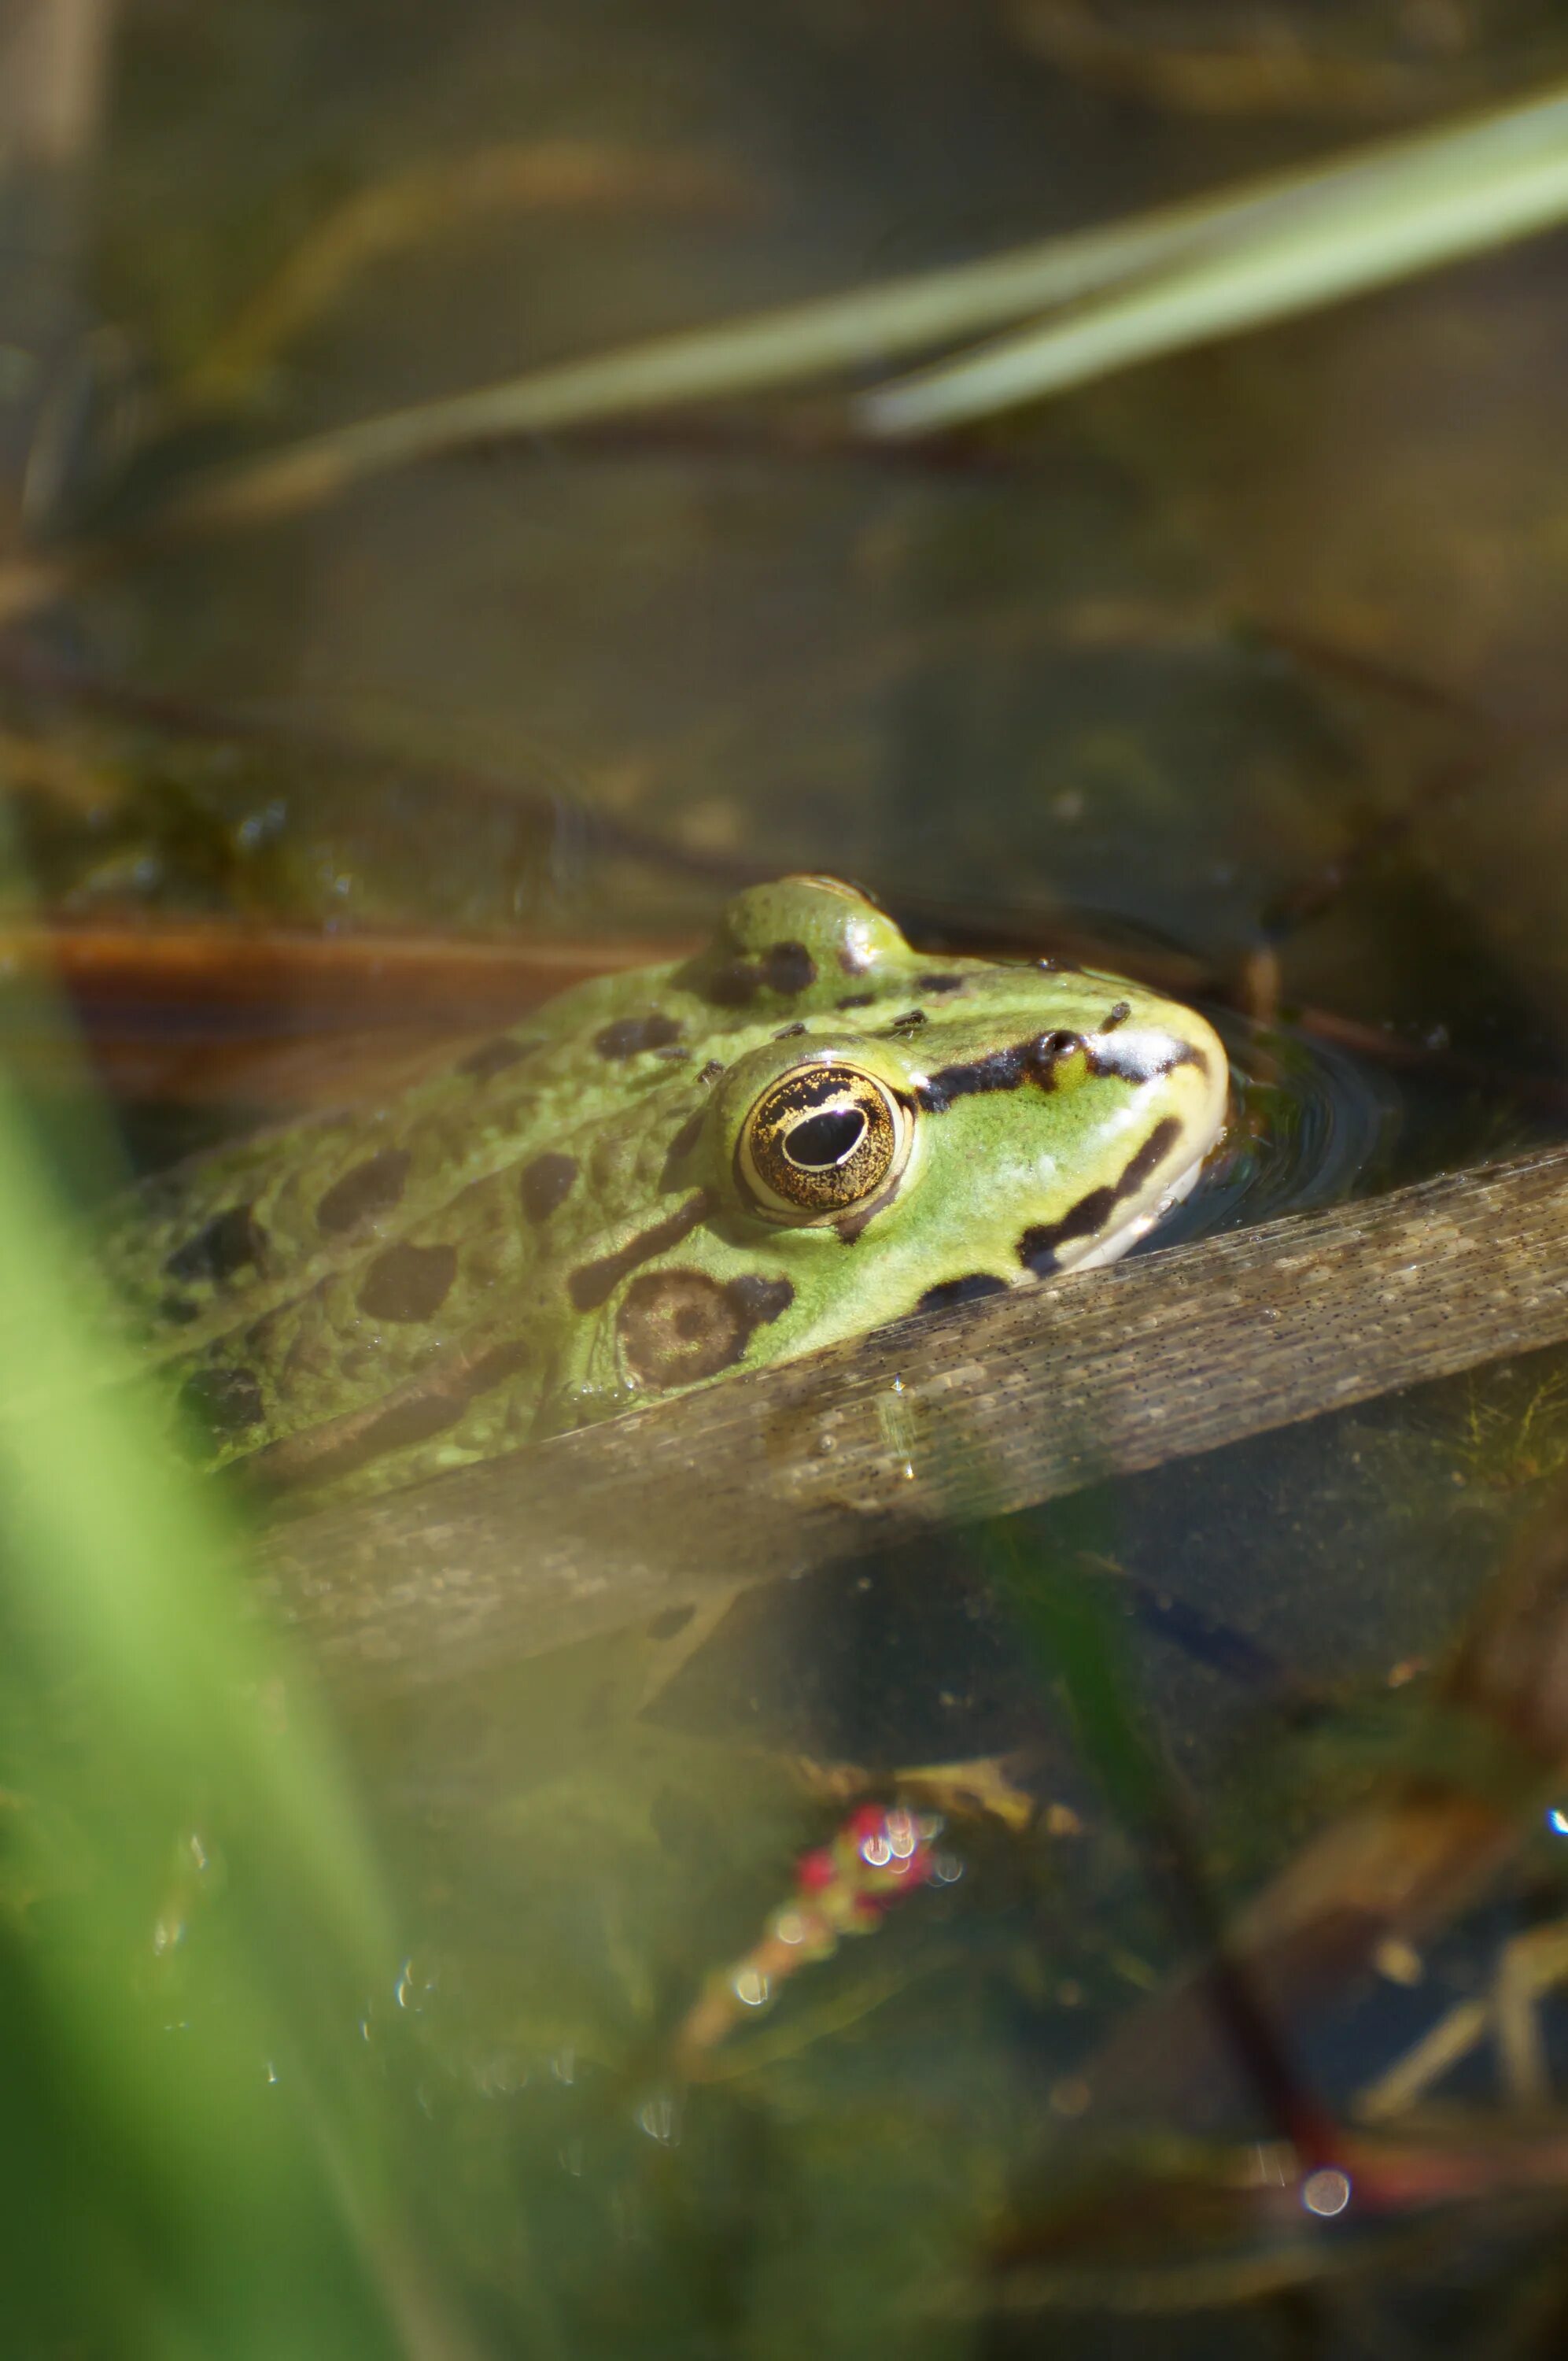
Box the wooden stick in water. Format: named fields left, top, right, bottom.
left=252, top=1143, right=1568, bottom=1692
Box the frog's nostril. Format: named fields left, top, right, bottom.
left=787, top=1109, right=867, bottom=1171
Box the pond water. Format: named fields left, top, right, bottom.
left=8, top=2, right=1568, bottom=2355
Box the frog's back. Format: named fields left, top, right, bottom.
left=99, top=953, right=703, bottom=1487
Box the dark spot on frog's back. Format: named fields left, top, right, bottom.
left=915, top=972, right=967, bottom=995
left=915, top=1273, right=1009, bottom=1314
left=617, top=1267, right=792, bottom=1388
left=458, top=1034, right=540, bottom=1081
left=763, top=940, right=815, bottom=994
left=164, top=1202, right=267, bottom=1287
left=239, top=1339, right=530, bottom=1494
left=316, top=1147, right=411, bottom=1235
left=706, top=940, right=817, bottom=1007
left=519, top=1152, right=577, bottom=1223
left=593, top=1012, right=683, bottom=1059
left=357, top=1241, right=458, bottom=1322
left=179, top=1364, right=264, bottom=1449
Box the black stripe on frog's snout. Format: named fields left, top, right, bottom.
left=917, top=1032, right=1079, bottom=1111
left=316, top=1147, right=411, bottom=1235
left=567, top=1191, right=712, bottom=1313
left=1016, top=1118, right=1183, bottom=1277
left=918, top=1026, right=1207, bottom=1113
left=164, top=1203, right=267, bottom=1287
left=914, top=1273, right=1010, bottom=1314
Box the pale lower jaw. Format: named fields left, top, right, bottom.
left=1052, top=1148, right=1211, bottom=1279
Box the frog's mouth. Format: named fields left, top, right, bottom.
left=1057, top=1158, right=1203, bottom=1275
left=1051, top=1115, right=1225, bottom=1278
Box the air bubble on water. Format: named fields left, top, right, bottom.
left=476, top=2053, right=526, bottom=2097
left=636, top=2093, right=681, bottom=2145
left=732, top=1967, right=770, bottom=2008
left=1302, top=2167, right=1352, bottom=2218
left=394, top=1955, right=438, bottom=2013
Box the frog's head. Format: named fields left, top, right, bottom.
left=594, top=877, right=1230, bottom=1403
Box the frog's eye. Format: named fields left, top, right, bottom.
left=737, top=1060, right=912, bottom=1221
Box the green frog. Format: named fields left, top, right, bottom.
left=101, top=876, right=1227, bottom=1505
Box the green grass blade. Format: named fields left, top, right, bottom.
left=168, top=87, right=1568, bottom=527
left=171, top=79, right=1568, bottom=525
left=0, top=1051, right=472, bottom=2355
left=863, top=86, right=1568, bottom=433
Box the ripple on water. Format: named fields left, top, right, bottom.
left=1139, top=1014, right=1404, bottom=1255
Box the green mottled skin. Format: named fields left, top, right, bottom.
left=100, top=878, right=1227, bottom=1503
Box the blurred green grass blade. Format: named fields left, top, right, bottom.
left=0, top=1079, right=384, bottom=1963
left=172, top=180, right=1277, bottom=524
left=175, top=79, right=1568, bottom=524
left=0, top=1063, right=470, bottom=2356
left=863, top=84, right=1568, bottom=434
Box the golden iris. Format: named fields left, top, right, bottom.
left=736, top=1060, right=911, bottom=1220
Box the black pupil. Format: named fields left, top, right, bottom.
left=785, top=1107, right=866, bottom=1170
